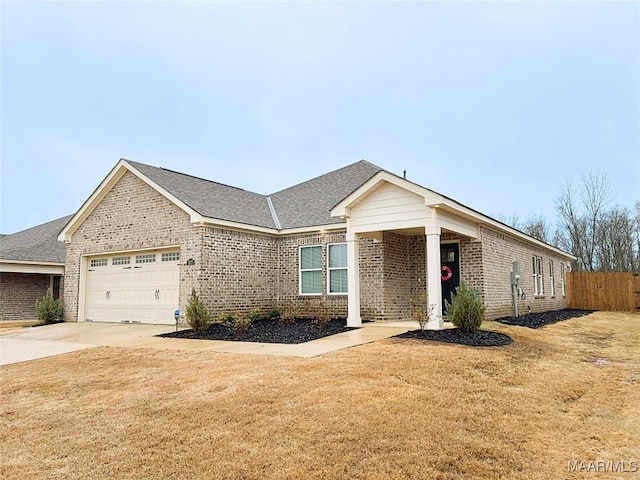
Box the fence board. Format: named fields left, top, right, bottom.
left=567, top=272, right=640, bottom=311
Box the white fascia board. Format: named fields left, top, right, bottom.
left=197, top=217, right=280, bottom=235
left=279, top=223, right=347, bottom=236
left=0, top=261, right=65, bottom=274
left=57, top=159, right=203, bottom=243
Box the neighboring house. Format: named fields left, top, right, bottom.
left=0, top=215, right=72, bottom=320
left=57, top=159, right=574, bottom=329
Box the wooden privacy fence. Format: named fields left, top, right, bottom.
left=566, top=272, right=640, bottom=312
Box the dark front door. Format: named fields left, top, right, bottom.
left=441, top=243, right=460, bottom=315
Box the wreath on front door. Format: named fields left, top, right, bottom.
left=441, top=265, right=453, bottom=281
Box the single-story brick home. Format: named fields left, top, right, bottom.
left=53, top=159, right=573, bottom=329
left=0, top=215, right=72, bottom=320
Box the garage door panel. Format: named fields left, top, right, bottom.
left=85, top=250, right=179, bottom=325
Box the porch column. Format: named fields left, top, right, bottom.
left=426, top=226, right=443, bottom=330
left=346, top=232, right=362, bottom=327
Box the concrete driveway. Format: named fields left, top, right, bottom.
left=0, top=321, right=414, bottom=365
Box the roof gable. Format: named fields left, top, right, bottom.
left=269, top=160, right=382, bottom=229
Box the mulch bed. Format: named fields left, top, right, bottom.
left=494, top=308, right=594, bottom=329
left=159, top=309, right=595, bottom=347
left=396, top=328, right=513, bottom=347
left=395, top=309, right=595, bottom=347
left=158, top=318, right=353, bottom=344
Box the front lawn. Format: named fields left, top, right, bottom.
left=1, top=311, right=638, bottom=479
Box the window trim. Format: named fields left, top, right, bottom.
left=327, top=242, right=348, bottom=295
left=549, top=260, right=555, bottom=297
left=560, top=263, right=566, bottom=296
left=299, top=245, right=323, bottom=295
left=532, top=255, right=544, bottom=296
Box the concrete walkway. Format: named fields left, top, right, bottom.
left=0, top=321, right=416, bottom=365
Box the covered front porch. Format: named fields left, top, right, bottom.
left=331, top=171, right=482, bottom=330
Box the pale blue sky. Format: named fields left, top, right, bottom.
left=1, top=0, right=638, bottom=234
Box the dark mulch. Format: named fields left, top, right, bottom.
left=395, top=309, right=595, bottom=347
left=494, top=308, right=594, bottom=329
left=396, top=328, right=513, bottom=347
left=158, top=318, right=354, bottom=344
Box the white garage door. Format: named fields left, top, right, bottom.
left=85, top=250, right=180, bottom=325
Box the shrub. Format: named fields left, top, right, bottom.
left=445, top=281, right=485, bottom=333
left=218, top=312, right=237, bottom=326
left=247, top=307, right=261, bottom=323
left=410, top=293, right=434, bottom=335
left=267, top=309, right=281, bottom=321
left=312, top=303, right=331, bottom=329
left=232, top=313, right=252, bottom=335
left=186, top=288, right=211, bottom=332
left=35, top=288, right=62, bottom=324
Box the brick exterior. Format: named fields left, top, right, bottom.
left=61, top=171, right=569, bottom=324
left=0, top=273, right=53, bottom=320
left=479, top=226, right=569, bottom=319
left=63, top=171, right=197, bottom=322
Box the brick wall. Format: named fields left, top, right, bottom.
left=198, top=227, right=280, bottom=317
left=277, top=231, right=348, bottom=319
left=480, top=226, right=568, bottom=319
left=0, top=273, right=51, bottom=320
left=63, top=171, right=197, bottom=321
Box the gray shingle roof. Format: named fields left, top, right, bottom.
left=127, top=161, right=278, bottom=229
left=126, top=159, right=383, bottom=230
left=270, top=160, right=382, bottom=229
left=0, top=215, right=72, bottom=263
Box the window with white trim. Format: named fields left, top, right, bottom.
left=112, top=256, right=130, bottom=266
left=300, top=246, right=322, bottom=294
left=328, top=243, right=348, bottom=294
left=549, top=260, right=555, bottom=296
left=532, top=256, right=543, bottom=296
left=90, top=258, right=107, bottom=267
left=135, top=254, right=156, bottom=264
left=560, top=263, right=566, bottom=296
left=161, top=252, right=180, bottom=262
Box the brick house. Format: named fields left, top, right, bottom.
left=1, top=215, right=72, bottom=320
left=53, top=159, right=574, bottom=329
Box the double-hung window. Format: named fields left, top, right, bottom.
left=328, top=243, right=348, bottom=294
left=532, top=256, right=544, bottom=296
left=560, top=263, right=566, bottom=296
left=300, top=246, right=322, bottom=294
left=549, top=260, right=555, bottom=296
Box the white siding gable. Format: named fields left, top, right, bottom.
left=349, top=181, right=430, bottom=233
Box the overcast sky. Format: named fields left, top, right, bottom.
left=1, top=1, right=638, bottom=235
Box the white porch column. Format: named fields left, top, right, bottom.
left=426, top=226, right=443, bottom=330
left=346, top=232, right=362, bottom=327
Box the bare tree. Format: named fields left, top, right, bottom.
left=555, top=170, right=638, bottom=272
left=522, top=214, right=551, bottom=244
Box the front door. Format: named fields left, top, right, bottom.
left=441, top=243, right=460, bottom=315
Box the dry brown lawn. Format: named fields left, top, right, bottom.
left=1, top=312, right=638, bottom=479
left=0, top=321, right=39, bottom=333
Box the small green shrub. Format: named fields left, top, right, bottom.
left=410, top=293, right=434, bottom=335
left=186, top=288, right=211, bottom=332
left=247, top=307, right=261, bottom=323
left=218, top=312, right=237, bottom=326
left=232, top=313, right=252, bottom=335
left=445, top=281, right=485, bottom=333
left=35, top=288, right=62, bottom=324
left=267, top=309, right=281, bottom=321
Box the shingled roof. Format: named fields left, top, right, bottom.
left=127, top=161, right=278, bottom=229
left=0, top=215, right=73, bottom=264
left=125, top=159, right=383, bottom=230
